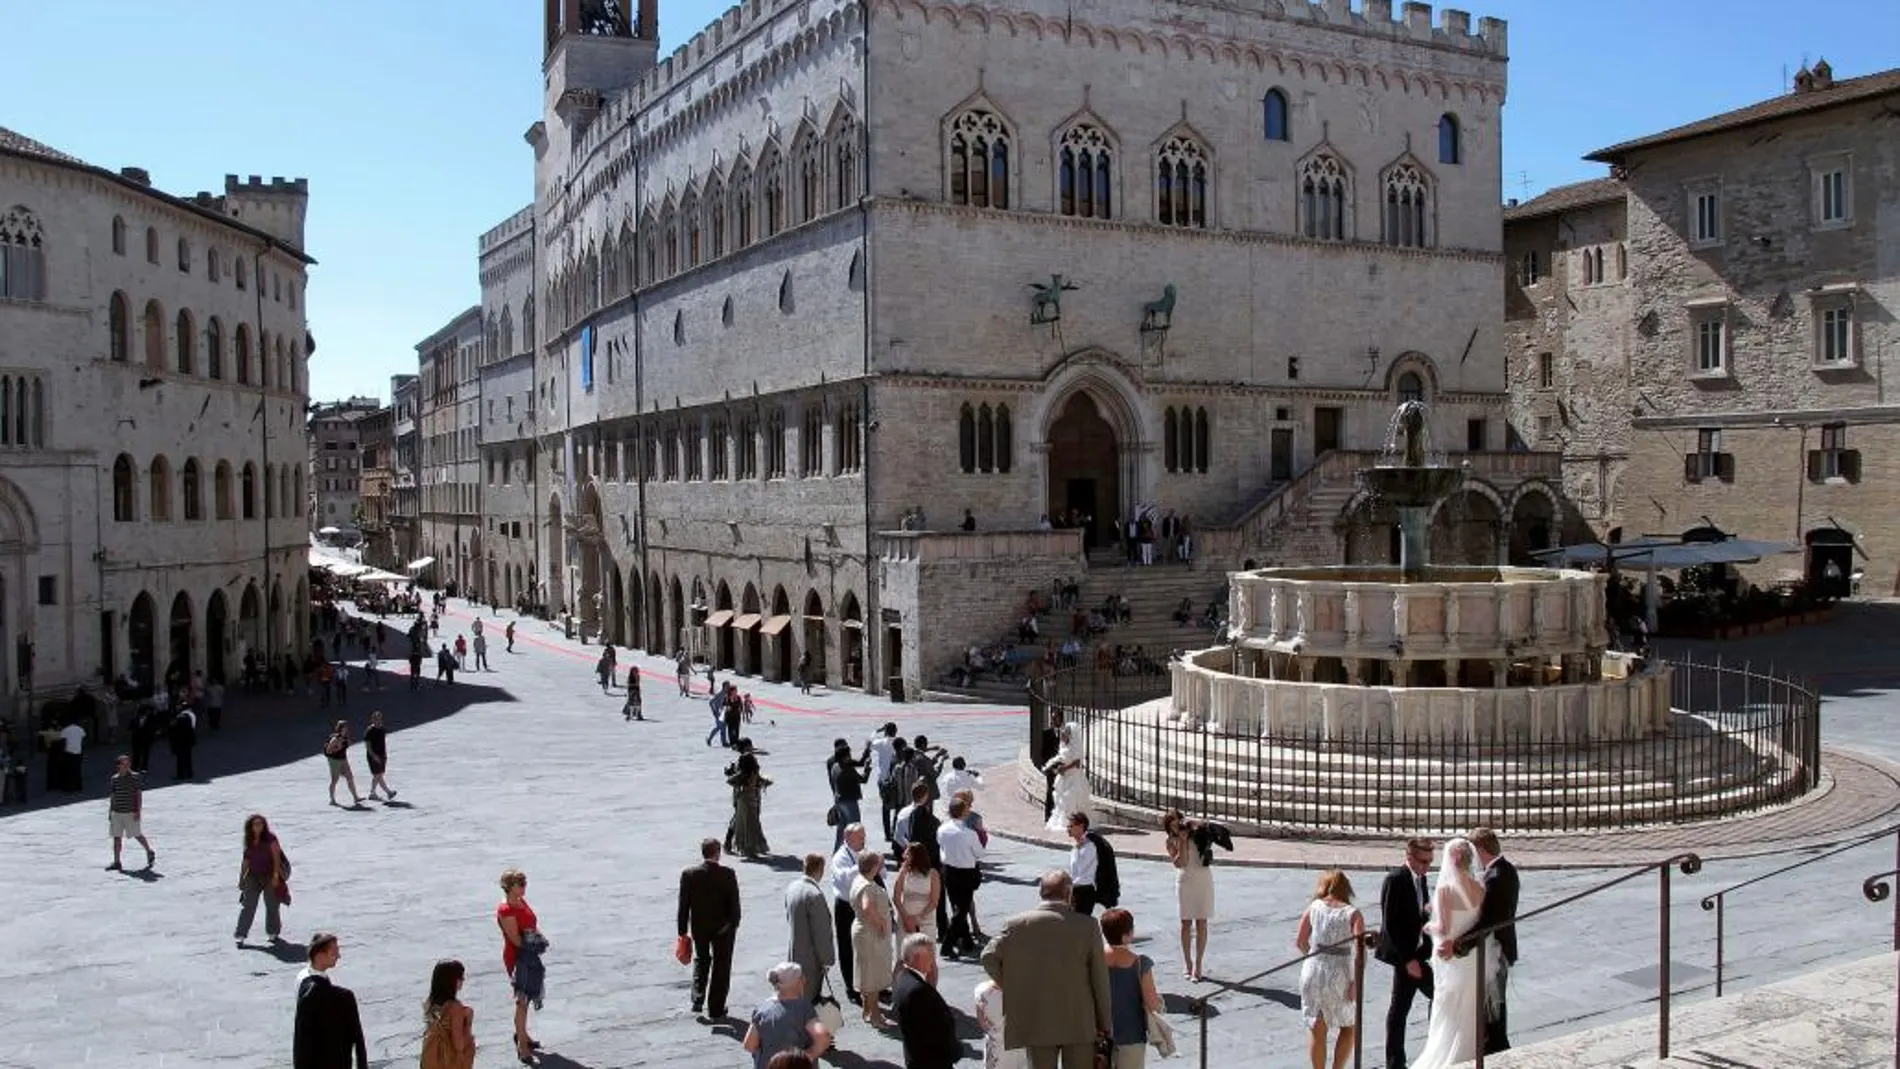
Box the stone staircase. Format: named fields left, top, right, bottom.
left=1084, top=700, right=1809, bottom=834
left=1490, top=951, right=1894, bottom=1068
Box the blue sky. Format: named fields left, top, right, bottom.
left=4, top=1, right=1895, bottom=402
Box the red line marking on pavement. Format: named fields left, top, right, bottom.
left=435, top=604, right=1027, bottom=720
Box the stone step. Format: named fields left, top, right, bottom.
left=1484, top=951, right=1895, bottom=1068
left=924, top=677, right=1031, bottom=706
left=1079, top=704, right=1806, bottom=833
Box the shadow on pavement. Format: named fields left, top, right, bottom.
left=3, top=675, right=519, bottom=818
left=1660, top=601, right=1900, bottom=700
left=242, top=939, right=310, bottom=965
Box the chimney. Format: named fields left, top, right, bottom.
left=1507, top=197, right=1519, bottom=208
left=119, top=167, right=151, bottom=185
left=1810, top=58, right=1834, bottom=90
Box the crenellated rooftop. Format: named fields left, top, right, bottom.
left=479, top=204, right=537, bottom=253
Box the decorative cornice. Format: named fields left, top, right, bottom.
left=875, top=197, right=1505, bottom=265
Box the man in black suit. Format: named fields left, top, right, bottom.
left=677, top=838, right=743, bottom=1018
left=892, top=933, right=961, bottom=1068
left=292, top=932, right=368, bottom=1069
left=1375, top=838, right=1436, bottom=1069
left=1466, top=826, right=1520, bottom=1054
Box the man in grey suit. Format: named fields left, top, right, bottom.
left=785, top=852, right=837, bottom=999
left=980, top=870, right=1112, bottom=1069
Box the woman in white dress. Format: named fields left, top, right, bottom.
left=1295, top=870, right=1365, bottom=1069
left=1410, top=837, right=1491, bottom=1069
left=1042, top=723, right=1091, bottom=834
left=1163, top=808, right=1215, bottom=981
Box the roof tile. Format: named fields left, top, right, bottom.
left=1504, top=177, right=1625, bottom=222
left=1587, top=67, right=1900, bottom=163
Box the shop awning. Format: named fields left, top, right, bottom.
left=327, top=563, right=370, bottom=578
left=841, top=618, right=865, bottom=630
left=1533, top=538, right=1800, bottom=569
left=405, top=557, right=437, bottom=572
left=703, top=609, right=734, bottom=628
left=760, top=614, right=793, bottom=636
left=357, top=569, right=406, bottom=583
left=732, top=613, right=762, bottom=631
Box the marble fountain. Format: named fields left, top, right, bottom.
left=1060, top=403, right=1818, bottom=836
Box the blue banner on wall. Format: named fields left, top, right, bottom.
left=580, top=326, right=595, bottom=392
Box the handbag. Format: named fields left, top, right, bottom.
left=1147, top=1008, right=1178, bottom=1058
left=673, top=934, right=691, bottom=965
left=813, top=974, right=846, bottom=1035
left=1092, top=1032, right=1115, bottom=1069
left=825, top=805, right=839, bottom=827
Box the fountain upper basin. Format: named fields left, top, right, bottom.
left=1357, top=465, right=1469, bottom=509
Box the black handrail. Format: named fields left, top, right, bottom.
left=1701, top=821, right=1900, bottom=995
left=1861, top=868, right=1900, bottom=1069
left=1459, top=853, right=1703, bottom=1068
left=1189, top=928, right=1378, bottom=1069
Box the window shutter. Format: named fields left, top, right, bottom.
left=1840, top=449, right=1862, bottom=484
left=1806, top=449, right=1825, bottom=483
left=1715, top=452, right=1736, bottom=483
left=1683, top=453, right=1701, bottom=483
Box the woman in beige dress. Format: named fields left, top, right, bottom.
left=849, top=851, right=895, bottom=1027
left=893, top=843, right=941, bottom=940
left=1163, top=808, right=1215, bottom=981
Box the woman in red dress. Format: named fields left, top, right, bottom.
left=496, top=868, right=540, bottom=1064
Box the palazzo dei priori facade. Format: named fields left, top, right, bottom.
left=458, top=0, right=1564, bottom=696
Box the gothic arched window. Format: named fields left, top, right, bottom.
left=205, top=316, right=224, bottom=379
left=1382, top=162, right=1431, bottom=249
left=1155, top=136, right=1209, bottom=228
left=1397, top=371, right=1425, bottom=404
left=995, top=404, right=1013, bottom=474
left=958, top=404, right=976, bottom=473
left=947, top=109, right=1012, bottom=210
left=1193, top=407, right=1210, bottom=473
left=760, top=147, right=786, bottom=237
left=976, top=404, right=996, bottom=473
left=182, top=458, right=203, bottom=520
left=1299, top=153, right=1350, bottom=241
left=1163, top=408, right=1180, bottom=473
left=113, top=454, right=137, bottom=521
left=0, top=205, right=47, bottom=301
left=1058, top=124, right=1113, bottom=220
left=832, top=115, right=860, bottom=209
left=175, top=309, right=196, bottom=375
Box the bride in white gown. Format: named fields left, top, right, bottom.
left=1043, top=722, right=1092, bottom=833
left=1410, top=837, right=1495, bottom=1069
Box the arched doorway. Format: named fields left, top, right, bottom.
left=1508, top=489, right=1558, bottom=566
left=546, top=494, right=566, bottom=616
left=268, top=581, right=283, bottom=662
left=713, top=582, right=735, bottom=669
left=624, top=568, right=643, bottom=651
left=1429, top=489, right=1503, bottom=566
left=206, top=590, right=230, bottom=683
left=766, top=586, right=793, bottom=682
left=647, top=571, right=665, bottom=654
left=608, top=566, right=626, bottom=647
left=840, top=592, right=864, bottom=690
left=578, top=483, right=605, bottom=637
left=738, top=584, right=763, bottom=675
left=1046, top=392, right=1121, bottom=550
left=239, top=583, right=261, bottom=661
left=802, top=590, right=828, bottom=687
left=669, top=576, right=687, bottom=657
left=129, top=593, right=157, bottom=686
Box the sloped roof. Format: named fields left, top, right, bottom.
left=0, top=125, right=86, bottom=166
left=0, top=124, right=315, bottom=265
left=1504, top=177, right=1625, bottom=222
left=1587, top=67, right=1900, bottom=163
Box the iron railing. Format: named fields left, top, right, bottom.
left=1861, top=867, right=1900, bottom=1069
left=1030, top=655, right=1821, bottom=834
left=1701, top=821, right=1900, bottom=995
left=1463, top=853, right=1702, bottom=1067
left=1185, top=855, right=1700, bottom=1068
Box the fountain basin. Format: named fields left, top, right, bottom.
left=1167, top=645, right=1668, bottom=744
left=1229, top=565, right=1607, bottom=664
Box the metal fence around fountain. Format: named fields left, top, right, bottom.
left=1029, top=653, right=1822, bottom=835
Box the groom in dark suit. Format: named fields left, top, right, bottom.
left=1464, top=826, right=1520, bottom=1053
left=678, top=838, right=743, bottom=1018
left=1376, top=838, right=1436, bottom=1069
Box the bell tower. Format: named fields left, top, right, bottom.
left=543, top=0, right=659, bottom=120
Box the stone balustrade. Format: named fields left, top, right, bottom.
left=877, top=528, right=1085, bottom=563
left=1168, top=646, right=1669, bottom=743
left=1231, top=565, right=1608, bottom=662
